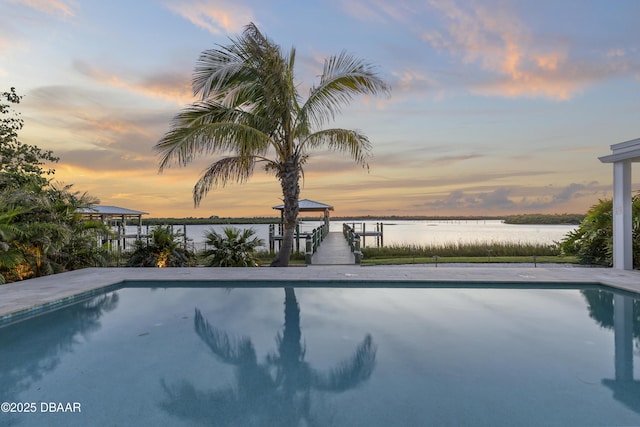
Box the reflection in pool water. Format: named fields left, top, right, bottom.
left=582, top=289, right=640, bottom=414
left=0, top=284, right=639, bottom=426
left=160, top=288, right=376, bottom=425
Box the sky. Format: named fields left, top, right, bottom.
left=2, top=0, right=639, bottom=218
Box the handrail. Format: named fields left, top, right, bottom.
left=305, top=221, right=330, bottom=264
left=342, top=224, right=362, bottom=264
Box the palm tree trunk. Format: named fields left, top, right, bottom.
left=271, top=160, right=300, bottom=267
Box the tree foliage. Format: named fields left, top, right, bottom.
left=202, top=226, right=264, bottom=267
left=0, top=88, right=108, bottom=283
left=1, top=88, right=58, bottom=190
left=126, top=226, right=197, bottom=267
left=503, top=213, right=584, bottom=225
left=0, top=181, right=111, bottom=283
left=155, top=23, right=389, bottom=266
left=559, top=195, right=640, bottom=267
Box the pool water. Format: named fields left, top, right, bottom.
left=1, top=284, right=639, bottom=426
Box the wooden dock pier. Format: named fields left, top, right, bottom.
left=347, top=222, right=384, bottom=247
left=311, top=232, right=355, bottom=265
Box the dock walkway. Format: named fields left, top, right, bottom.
left=311, top=232, right=355, bottom=265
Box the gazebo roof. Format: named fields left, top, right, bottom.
left=272, top=199, right=334, bottom=212
left=78, top=205, right=148, bottom=216
left=599, top=137, right=640, bottom=163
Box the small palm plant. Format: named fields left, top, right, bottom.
left=127, top=226, right=196, bottom=267
left=202, top=226, right=264, bottom=267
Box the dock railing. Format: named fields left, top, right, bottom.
left=304, top=222, right=329, bottom=264
left=347, top=222, right=384, bottom=247
left=342, top=223, right=362, bottom=264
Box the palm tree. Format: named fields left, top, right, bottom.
left=0, top=182, right=108, bottom=281
left=203, top=226, right=264, bottom=267
left=126, top=225, right=196, bottom=267
left=155, top=23, right=389, bottom=266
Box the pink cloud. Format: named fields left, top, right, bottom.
left=73, top=60, right=194, bottom=105
left=163, top=0, right=253, bottom=35
left=422, top=0, right=593, bottom=100
left=10, top=0, right=75, bottom=17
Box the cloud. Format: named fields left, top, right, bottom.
left=429, top=153, right=482, bottom=166
left=422, top=0, right=568, bottom=99
left=419, top=182, right=601, bottom=213
left=421, top=0, right=638, bottom=100
left=424, top=187, right=517, bottom=210
left=339, top=0, right=415, bottom=24
left=391, top=69, right=443, bottom=98
left=10, top=0, right=75, bottom=17
left=163, top=0, right=253, bottom=35
left=73, top=61, right=193, bottom=105
left=21, top=85, right=178, bottom=169
left=552, top=183, right=586, bottom=203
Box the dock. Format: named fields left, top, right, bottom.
left=311, top=232, right=355, bottom=265
left=347, top=222, right=384, bottom=247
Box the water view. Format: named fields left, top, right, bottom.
left=128, top=220, right=577, bottom=251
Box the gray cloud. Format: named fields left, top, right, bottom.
left=419, top=182, right=603, bottom=213
left=423, top=187, right=517, bottom=210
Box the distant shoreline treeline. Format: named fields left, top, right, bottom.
left=141, top=213, right=585, bottom=226
left=502, top=214, right=584, bottom=225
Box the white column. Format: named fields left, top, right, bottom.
left=612, top=160, right=632, bottom=270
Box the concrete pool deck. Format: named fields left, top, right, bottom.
left=1, top=264, right=639, bottom=320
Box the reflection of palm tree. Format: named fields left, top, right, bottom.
left=160, top=288, right=376, bottom=426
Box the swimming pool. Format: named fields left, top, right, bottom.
left=1, top=282, right=639, bottom=426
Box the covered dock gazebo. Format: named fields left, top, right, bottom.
left=78, top=205, right=148, bottom=226
left=78, top=205, right=149, bottom=250
left=599, top=138, right=640, bottom=270
left=272, top=198, right=334, bottom=228
left=270, top=199, right=334, bottom=253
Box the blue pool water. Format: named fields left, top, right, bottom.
left=1, top=283, right=639, bottom=426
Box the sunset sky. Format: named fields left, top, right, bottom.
left=3, top=0, right=639, bottom=218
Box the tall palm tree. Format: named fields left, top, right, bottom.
left=155, top=23, right=390, bottom=266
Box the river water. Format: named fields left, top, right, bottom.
left=128, top=220, right=577, bottom=251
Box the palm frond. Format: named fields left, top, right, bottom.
left=301, top=128, right=372, bottom=167
left=155, top=101, right=272, bottom=171
left=301, top=51, right=390, bottom=129
left=193, top=23, right=267, bottom=100
left=193, top=156, right=257, bottom=206
left=193, top=48, right=247, bottom=100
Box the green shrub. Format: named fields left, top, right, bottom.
left=202, top=227, right=264, bottom=267
left=559, top=195, right=640, bottom=267
left=126, top=226, right=196, bottom=267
